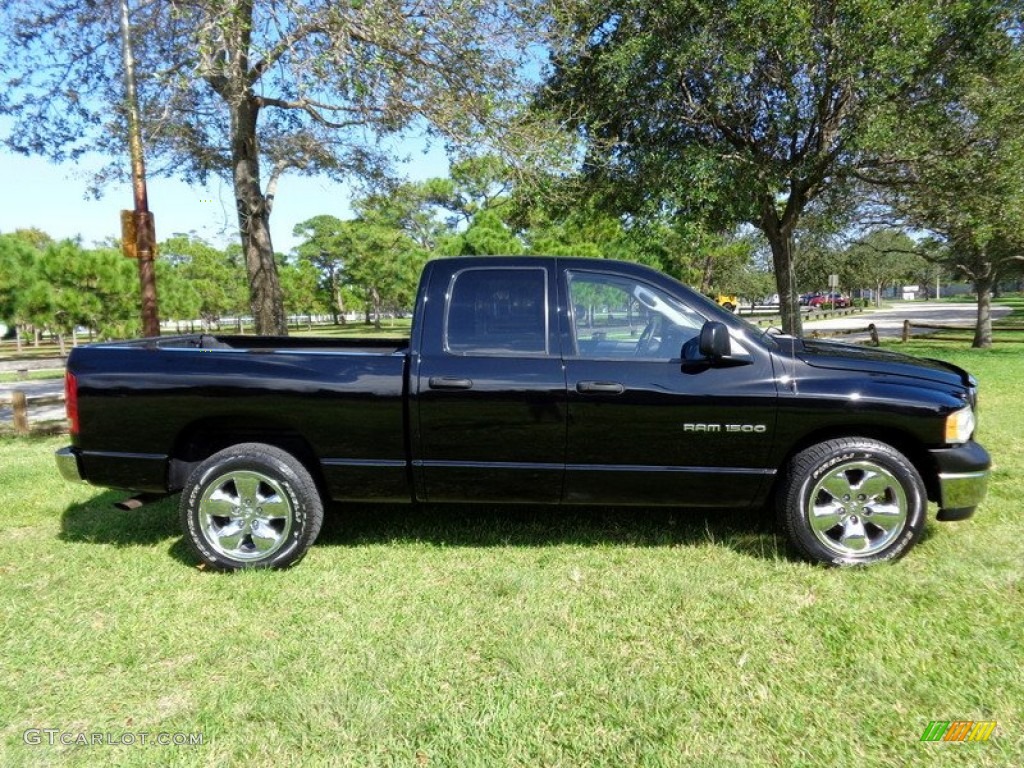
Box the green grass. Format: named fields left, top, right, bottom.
left=1, top=347, right=1022, bottom=766
left=0, top=370, right=64, bottom=384
left=292, top=319, right=413, bottom=339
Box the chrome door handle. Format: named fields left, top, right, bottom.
left=576, top=381, right=624, bottom=394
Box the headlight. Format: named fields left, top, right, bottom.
left=944, top=406, right=976, bottom=444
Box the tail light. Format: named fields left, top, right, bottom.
left=65, top=371, right=79, bottom=436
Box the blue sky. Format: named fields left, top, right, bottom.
left=0, top=137, right=450, bottom=254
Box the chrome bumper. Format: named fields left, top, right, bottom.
left=55, top=447, right=85, bottom=484
left=930, top=440, right=991, bottom=522
left=935, top=471, right=989, bottom=521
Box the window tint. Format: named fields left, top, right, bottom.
left=568, top=271, right=705, bottom=360
left=446, top=268, right=548, bottom=355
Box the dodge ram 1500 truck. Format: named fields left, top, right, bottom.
left=55, top=256, right=990, bottom=570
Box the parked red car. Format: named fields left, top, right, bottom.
left=808, top=292, right=851, bottom=308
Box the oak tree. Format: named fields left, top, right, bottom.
left=543, top=0, right=1008, bottom=334
left=1, top=0, right=545, bottom=334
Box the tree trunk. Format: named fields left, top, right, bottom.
left=972, top=275, right=994, bottom=349
left=699, top=253, right=714, bottom=294
left=231, top=97, right=286, bottom=336
left=761, top=220, right=803, bottom=337
left=331, top=270, right=347, bottom=325
left=371, top=286, right=382, bottom=330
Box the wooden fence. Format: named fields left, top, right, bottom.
left=901, top=320, right=1024, bottom=342
left=806, top=323, right=881, bottom=346
left=0, top=356, right=67, bottom=378
left=0, top=391, right=66, bottom=435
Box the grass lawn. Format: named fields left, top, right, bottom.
left=0, top=341, right=1021, bottom=766
left=292, top=319, right=413, bottom=339
left=0, top=370, right=65, bottom=384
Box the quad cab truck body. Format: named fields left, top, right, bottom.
left=56, top=257, right=990, bottom=569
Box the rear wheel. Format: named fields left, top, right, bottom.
left=777, top=438, right=926, bottom=565
left=180, top=443, right=324, bottom=571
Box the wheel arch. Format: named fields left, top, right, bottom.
left=770, top=425, right=939, bottom=504
left=167, top=417, right=325, bottom=496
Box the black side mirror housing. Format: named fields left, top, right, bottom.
left=698, top=321, right=731, bottom=360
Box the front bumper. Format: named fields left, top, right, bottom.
left=929, top=441, right=990, bottom=521
left=55, top=447, right=85, bottom=484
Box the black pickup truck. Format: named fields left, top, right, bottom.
left=55, top=256, right=989, bottom=569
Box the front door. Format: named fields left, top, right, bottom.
left=562, top=269, right=778, bottom=508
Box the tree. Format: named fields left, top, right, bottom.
left=292, top=215, right=350, bottom=323
left=860, top=22, right=1024, bottom=346
left=159, top=235, right=247, bottom=329
left=49, top=244, right=141, bottom=343
left=419, top=156, right=525, bottom=256
left=279, top=257, right=327, bottom=325
left=346, top=195, right=431, bottom=326
left=0, top=234, right=42, bottom=350
left=544, top=0, right=1007, bottom=335
left=1, top=0, right=549, bottom=335
left=841, top=230, right=928, bottom=306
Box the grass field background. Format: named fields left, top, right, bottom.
left=0, top=332, right=1021, bottom=765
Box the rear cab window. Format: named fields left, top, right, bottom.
left=444, top=268, right=549, bottom=356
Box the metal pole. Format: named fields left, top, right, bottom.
left=118, top=0, right=160, bottom=337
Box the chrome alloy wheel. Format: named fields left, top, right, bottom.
left=198, top=470, right=294, bottom=561
left=806, top=460, right=909, bottom=558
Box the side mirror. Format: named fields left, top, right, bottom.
left=698, top=321, right=731, bottom=360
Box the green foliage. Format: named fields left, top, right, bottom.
left=544, top=0, right=1015, bottom=334
left=441, top=209, right=525, bottom=256
left=0, top=234, right=140, bottom=341
left=0, top=0, right=556, bottom=334
left=292, top=215, right=350, bottom=320
left=0, top=234, right=38, bottom=328
left=159, top=235, right=247, bottom=326
left=41, top=242, right=140, bottom=340
left=843, top=230, right=930, bottom=302
left=863, top=17, right=1024, bottom=345
left=279, top=259, right=329, bottom=318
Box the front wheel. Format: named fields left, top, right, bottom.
left=180, top=443, right=324, bottom=571
left=777, top=438, right=927, bottom=566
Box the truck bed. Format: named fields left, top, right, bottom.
left=67, top=333, right=412, bottom=501
left=145, top=333, right=410, bottom=356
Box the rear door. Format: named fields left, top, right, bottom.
left=561, top=267, right=778, bottom=508
left=412, top=261, right=567, bottom=503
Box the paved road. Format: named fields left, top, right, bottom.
left=801, top=301, right=1009, bottom=344
left=0, top=378, right=66, bottom=426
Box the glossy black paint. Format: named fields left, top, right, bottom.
left=63, top=256, right=990, bottom=517
left=411, top=261, right=566, bottom=503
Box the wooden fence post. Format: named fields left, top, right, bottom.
left=12, top=391, right=29, bottom=435
left=868, top=323, right=879, bottom=346
left=902, top=319, right=911, bottom=342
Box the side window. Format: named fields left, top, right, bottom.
left=445, top=268, right=548, bottom=356
left=568, top=271, right=705, bottom=360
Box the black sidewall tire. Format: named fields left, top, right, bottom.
left=180, top=443, right=324, bottom=571
left=778, top=439, right=927, bottom=566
